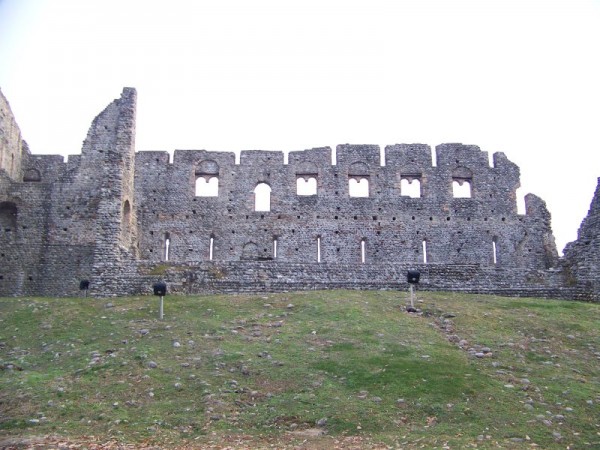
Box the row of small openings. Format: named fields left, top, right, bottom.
left=159, top=235, right=500, bottom=265
left=270, top=236, right=369, bottom=263
left=209, top=179, right=418, bottom=199
left=0, top=275, right=33, bottom=281
left=196, top=179, right=473, bottom=209
left=150, top=208, right=505, bottom=223
left=160, top=234, right=354, bottom=262
left=162, top=233, right=215, bottom=261
left=421, top=239, right=501, bottom=264
left=240, top=213, right=506, bottom=223
left=423, top=239, right=501, bottom=264
left=268, top=179, right=474, bottom=209
left=0, top=275, right=34, bottom=281
left=159, top=225, right=503, bottom=244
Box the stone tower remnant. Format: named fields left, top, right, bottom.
left=562, top=178, right=600, bottom=301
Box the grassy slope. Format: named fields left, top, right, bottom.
left=0, top=291, right=598, bottom=449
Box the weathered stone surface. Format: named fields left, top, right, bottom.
left=562, top=178, right=600, bottom=301
left=0, top=88, right=597, bottom=300
left=0, top=89, right=27, bottom=181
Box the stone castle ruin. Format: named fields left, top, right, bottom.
left=1, top=88, right=598, bottom=300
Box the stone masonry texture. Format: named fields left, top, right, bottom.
left=0, top=88, right=597, bottom=300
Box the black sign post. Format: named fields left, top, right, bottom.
left=153, top=282, right=167, bottom=320
left=406, top=270, right=420, bottom=311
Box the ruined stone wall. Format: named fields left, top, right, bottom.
left=134, top=142, right=557, bottom=272
left=0, top=151, right=99, bottom=296
left=132, top=260, right=575, bottom=300
left=0, top=89, right=38, bottom=295
left=3, top=87, right=597, bottom=300
left=0, top=89, right=138, bottom=297
left=563, top=178, right=600, bottom=301
left=0, top=89, right=27, bottom=182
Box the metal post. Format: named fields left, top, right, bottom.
left=153, top=281, right=167, bottom=319
left=406, top=270, right=419, bottom=313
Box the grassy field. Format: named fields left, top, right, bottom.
left=0, top=290, right=599, bottom=449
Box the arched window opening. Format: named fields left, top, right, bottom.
left=297, top=177, right=317, bottom=196
left=195, top=177, right=219, bottom=197
left=254, top=183, right=271, bottom=211
left=164, top=232, right=171, bottom=261
left=23, top=168, right=41, bottom=182
left=242, top=242, right=258, bottom=260
left=361, top=238, right=366, bottom=263
left=349, top=178, right=369, bottom=197
left=401, top=178, right=421, bottom=198
left=123, top=201, right=130, bottom=214
left=0, top=202, right=18, bottom=231
left=195, top=160, right=219, bottom=197
left=452, top=180, right=472, bottom=198
left=120, top=200, right=134, bottom=250
left=209, top=235, right=215, bottom=261
left=296, top=162, right=318, bottom=195
left=492, top=237, right=498, bottom=265
left=122, top=200, right=131, bottom=223
left=452, top=167, right=473, bottom=198
left=317, top=236, right=321, bottom=262
left=422, top=240, right=428, bottom=263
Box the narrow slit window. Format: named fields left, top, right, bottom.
left=273, top=237, right=278, bottom=259
left=422, top=240, right=428, bottom=263
left=164, top=233, right=171, bottom=261
left=361, top=238, right=366, bottom=263
left=121, top=200, right=132, bottom=244
left=492, top=238, right=498, bottom=265
left=317, top=236, right=321, bottom=262
left=209, top=236, right=214, bottom=261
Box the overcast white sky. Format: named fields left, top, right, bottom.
left=1, top=0, right=599, bottom=254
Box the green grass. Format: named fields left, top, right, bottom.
left=0, top=291, right=599, bottom=449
